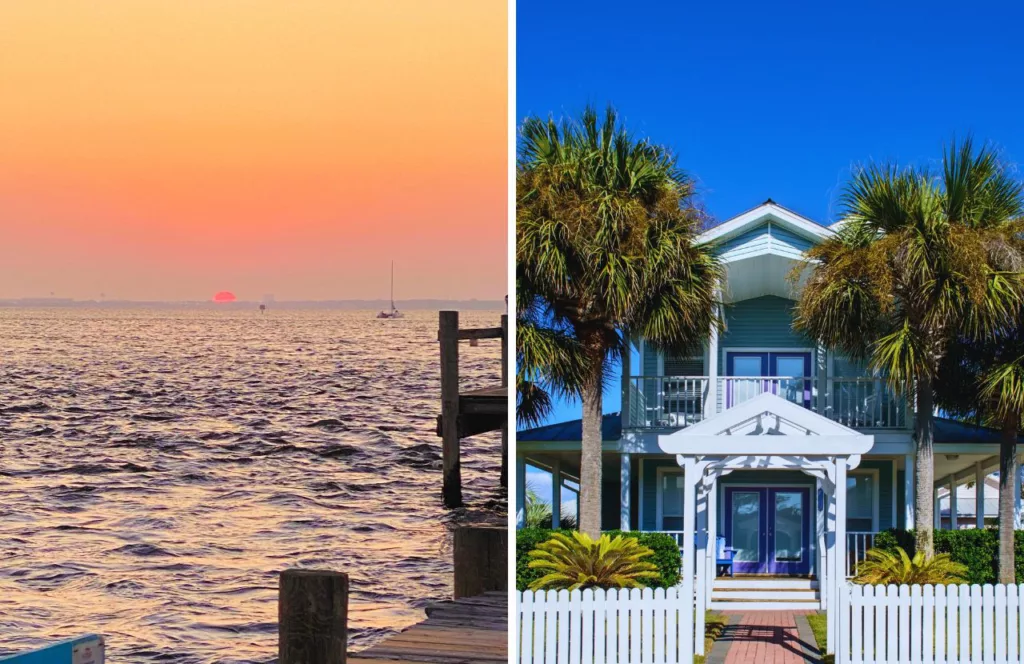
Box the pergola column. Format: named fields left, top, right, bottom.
left=620, top=453, right=631, bottom=530
left=516, top=454, right=526, bottom=528
left=680, top=458, right=699, bottom=660
left=694, top=487, right=708, bottom=655
left=976, top=462, right=985, bottom=529
left=832, top=457, right=848, bottom=655
left=551, top=459, right=561, bottom=529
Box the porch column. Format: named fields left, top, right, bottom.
left=515, top=454, right=526, bottom=528
left=680, top=459, right=698, bottom=660
left=825, top=471, right=837, bottom=653
left=705, top=306, right=719, bottom=416
left=833, top=457, right=848, bottom=656
left=934, top=486, right=940, bottom=530
left=949, top=477, right=958, bottom=530
left=551, top=459, right=561, bottom=529
left=706, top=483, right=718, bottom=612
left=904, top=454, right=915, bottom=529
left=621, top=344, right=631, bottom=431
left=976, top=462, right=985, bottom=529
left=1015, top=462, right=1023, bottom=529
left=620, top=453, right=631, bottom=531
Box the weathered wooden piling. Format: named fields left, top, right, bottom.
left=279, top=569, right=349, bottom=664
left=453, top=525, right=507, bottom=599
left=437, top=311, right=508, bottom=508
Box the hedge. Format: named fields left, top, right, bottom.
left=870, top=528, right=1024, bottom=584
left=515, top=528, right=682, bottom=591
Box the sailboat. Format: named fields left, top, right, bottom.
left=376, top=261, right=404, bottom=319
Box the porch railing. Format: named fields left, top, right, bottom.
left=624, top=375, right=909, bottom=430
left=846, top=531, right=878, bottom=578
left=654, top=529, right=881, bottom=580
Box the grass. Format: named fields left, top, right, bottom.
left=694, top=611, right=728, bottom=664
left=805, top=612, right=833, bottom=664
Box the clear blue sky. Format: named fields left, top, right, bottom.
left=517, top=0, right=1024, bottom=430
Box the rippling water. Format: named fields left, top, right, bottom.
left=0, top=308, right=506, bottom=663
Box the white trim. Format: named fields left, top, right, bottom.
left=655, top=466, right=684, bottom=531
left=638, top=457, right=645, bottom=531
left=698, top=202, right=833, bottom=246
left=891, top=458, right=898, bottom=529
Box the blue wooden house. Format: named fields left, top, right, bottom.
left=516, top=200, right=1024, bottom=612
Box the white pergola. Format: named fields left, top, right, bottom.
left=658, top=393, right=874, bottom=656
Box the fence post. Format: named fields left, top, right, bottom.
left=279, top=569, right=349, bottom=664
left=439, top=311, right=462, bottom=508
left=453, top=525, right=507, bottom=598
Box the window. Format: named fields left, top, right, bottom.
left=846, top=471, right=876, bottom=532
left=658, top=470, right=684, bottom=531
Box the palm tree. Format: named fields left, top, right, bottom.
left=938, top=324, right=1024, bottom=582
left=794, top=139, right=1024, bottom=558
left=517, top=106, right=721, bottom=538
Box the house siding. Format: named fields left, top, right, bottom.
left=721, top=295, right=808, bottom=352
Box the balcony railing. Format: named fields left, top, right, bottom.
left=626, top=375, right=909, bottom=430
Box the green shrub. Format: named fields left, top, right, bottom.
left=871, top=528, right=1024, bottom=584
left=516, top=528, right=681, bottom=590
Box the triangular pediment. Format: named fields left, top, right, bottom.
left=658, top=393, right=874, bottom=457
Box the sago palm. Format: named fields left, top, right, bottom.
left=527, top=531, right=660, bottom=591
left=794, top=138, right=1024, bottom=558
left=517, top=106, right=721, bottom=537
left=854, top=546, right=968, bottom=585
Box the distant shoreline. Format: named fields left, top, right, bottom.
left=0, top=298, right=504, bottom=311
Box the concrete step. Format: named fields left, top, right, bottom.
left=712, top=589, right=819, bottom=601
left=714, top=578, right=818, bottom=590
left=710, top=599, right=821, bottom=611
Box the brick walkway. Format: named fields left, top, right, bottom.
left=716, top=611, right=819, bottom=664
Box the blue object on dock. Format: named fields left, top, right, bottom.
left=0, top=635, right=104, bottom=664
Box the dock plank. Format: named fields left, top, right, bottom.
left=351, top=594, right=507, bottom=664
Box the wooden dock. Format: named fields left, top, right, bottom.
left=348, top=592, right=507, bottom=664
left=436, top=311, right=508, bottom=508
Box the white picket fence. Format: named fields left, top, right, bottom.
left=838, top=583, right=1024, bottom=663
left=517, top=587, right=695, bottom=663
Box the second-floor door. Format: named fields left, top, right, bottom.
left=725, top=351, right=812, bottom=409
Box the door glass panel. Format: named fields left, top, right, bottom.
left=774, top=491, right=803, bottom=562
left=731, top=491, right=760, bottom=562
left=774, top=357, right=805, bottom=405
left=732, top=356, right=763, bottom=376
left=730, top=356, right=764, bottom=405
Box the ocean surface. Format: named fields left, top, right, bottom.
left=0, top=308, right=506, bottom=663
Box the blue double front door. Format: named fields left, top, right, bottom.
left=724, top=486, right=811, bottom=575
left=725, top=351, right=812, bottom=408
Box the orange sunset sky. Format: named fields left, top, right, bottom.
left=0, top=1, right=507, bottom=301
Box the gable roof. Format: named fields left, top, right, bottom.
left=699, top=199, right=833, bottom=247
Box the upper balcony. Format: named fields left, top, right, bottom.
left=625, top=374, right=910, bottom=431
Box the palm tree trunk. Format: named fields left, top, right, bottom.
left=915, top=376, right=935, bottom=559
left=579, top=346, right=605, bottom=539
left=999, top=410, right=1019, bottom=584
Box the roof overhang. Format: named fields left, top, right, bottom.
left=698, top=201, right=833, bottom=248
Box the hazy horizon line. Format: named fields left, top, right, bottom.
left=0, top=296, right=505, bottom=310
